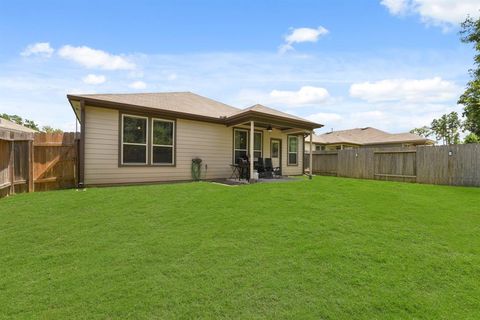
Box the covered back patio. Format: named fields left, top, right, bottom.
left=225, top=104, right=323, bottom=182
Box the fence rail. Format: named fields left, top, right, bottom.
left=306, top=144, right=480, bottom=187
left=0, top=132, right=78, bottom=198
left=0, top=139, right=33, bottom=197
left=33, top=132, right=78, bottom=192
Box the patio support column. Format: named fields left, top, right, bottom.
left=250, top=121, right=254, bottom=181
left=309, top=131, right=313, bottom=180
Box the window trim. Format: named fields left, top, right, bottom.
left=287, top=135, right=299, bottom=166
left=121, top=114, right=149, bottom=165
left=118, top=112, right=177, bottom=167
left=232, top=127, right=264, bottom=164
left=151, top=117, right=175, bottom=166
left=253, top=131, right=263, bottom=160
left=233, top=128, right=248, bottom=164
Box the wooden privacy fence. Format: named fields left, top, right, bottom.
left=0, top=132, right=78, bottom=198
left=306, top=144, right=480, bottom=187
left=0, top=138, right=34, bottom=198
left=34, top=132, right=78, bottom=191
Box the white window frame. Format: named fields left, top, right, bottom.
left=151, top=118, right=175, bottom=165
left=253, top=131, right=263, bottom=160
left=234, top=128, right=248, bottom=163
left=121, top=114, right=148, bottom=165
left=233, top=129, right=263, bottom=162
left=287, top=135, right=298, bottom=166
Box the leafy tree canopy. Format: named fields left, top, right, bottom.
left=0, top=113, right=62, bottom=133
left=410, top=126, right=432, bottom=138
left=459, top=16, right=480, bottom=136
left=411, top=112, right=463, bottom=145
left=464, top=132, right=480, bottom=143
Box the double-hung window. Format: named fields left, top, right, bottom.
left=122, top=115, right=148, bottom=164
left=287, top=135, right=298, bottom=165
left=234, top=129, right=263, bottom=164
left=152, top=118, right=175, bottom=165
left=253, top=132, right=262, bottom=160
left=234, top=129, right=248, bottom=164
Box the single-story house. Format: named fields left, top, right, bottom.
left=305, top=127, right=434, bottom=151
left=68, top=92, right=323, bottom=186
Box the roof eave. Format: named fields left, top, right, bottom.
left=363, top=139, right=434, bottom=146
left=67, top=95, right=324, bottom=130
left=225, top=110, right=323, bottom=130
left=67, top=95, right=227, bottom=125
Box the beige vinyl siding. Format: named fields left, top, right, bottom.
left=84, top=106, right=232, bottom=185
left=84, top=106, right=304, bottom=185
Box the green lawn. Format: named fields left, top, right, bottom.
left=1, top=177, right=479, bottom=319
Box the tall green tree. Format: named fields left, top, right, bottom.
left=23, top=119, right=40, bottom=131
left=464, top=132, right=480, bottom=143
left=0, top=113, right=62, bottom=132
left=410, top=126, right=432, bottom=138
left=459, top=16, right=480, bottom=136
left=1, top=113, right=23, bottom=125
left=42, top=125, right=63, bottom=134
left=430, top=112, right=462, bottom=145
left=0, top=113, right=40, bottom=131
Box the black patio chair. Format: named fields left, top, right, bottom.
left=238, top=158, right=250, bottom=181
left=255, top=157, right=266, bottom=178
left=265, top=158, right=280, bottom=178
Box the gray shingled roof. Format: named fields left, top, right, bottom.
left=232, top=104, right=311, bottom=123
left=0, top=118, right=37, bottom=133
left=68, top=92, right=322, bottom=128
left=70, top=92, right=241, bottom=119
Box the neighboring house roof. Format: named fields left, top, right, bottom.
left=306, top=127, right=433, bottom=146
left=0, top=118, right=37, bottom=133
left=67, top=92, right=323, bottom=130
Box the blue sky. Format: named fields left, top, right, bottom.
left=1, top=0, right=479, bottom=133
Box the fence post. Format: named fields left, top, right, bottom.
left=309, top=132, right=313, bottom=180
left=9, top=140, right=14, bottom=195
left=28, top=140, right=34, bottom=192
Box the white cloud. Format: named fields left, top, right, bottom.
left=167, top=73, right=178, bottom=81
left=279, top=26, right=329, bottom=53
left=129, top=81, right=147, bottom=89
left=306, top=109, right=443, bottom=133
left=269, top=86, right=330, bottom=106
left=306, top=112, right=343, bottom=125
left=349, top=77, right=459, bottom=103
left=381, top=0, right=409, bottom=15
left=21, top=42, right=54, bottom=57
left=1, top=49, right=468, bottom=134
left=381, top=0, right=480, bottom=28
left=82, top=74, right=106, bottom=85
left=58, top=45, right=135, bottom=70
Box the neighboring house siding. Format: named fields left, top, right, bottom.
left=84, top=106, right=303, bottom=185
left=304, top=143, right=316, bottom=152
left=363, top=143, right=405, bottom=148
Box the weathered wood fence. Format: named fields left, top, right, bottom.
left=34, top=132, right=78, bottom=191
left=0, top=130, right=34, bottom=198
left=0, top=132, right=78, bottom=198
left=306, top=144, right=480, bottom=187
